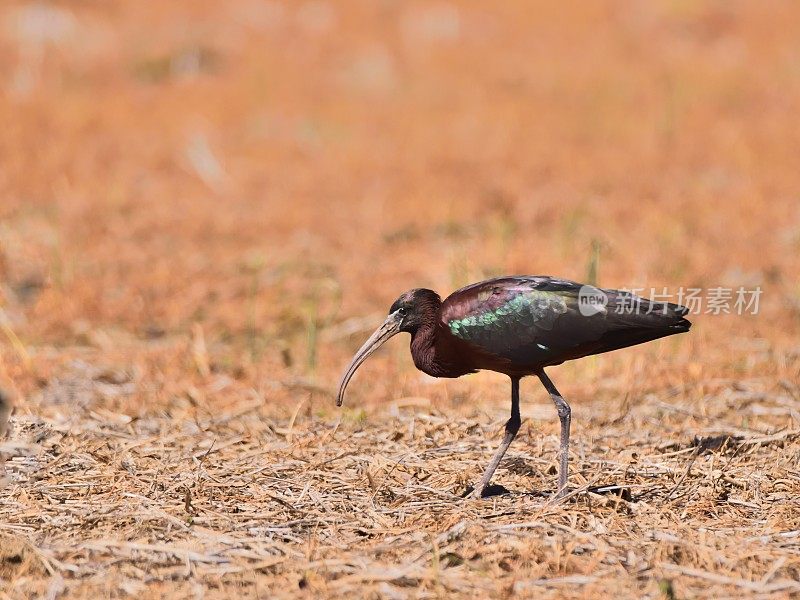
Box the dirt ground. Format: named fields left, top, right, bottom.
left=1, top=1, right=800, bottom=598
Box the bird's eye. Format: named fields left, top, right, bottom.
left=397, top=307, right=407, bottom=317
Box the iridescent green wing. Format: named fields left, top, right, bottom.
left=441, top=276, right=689, bottom=365
left=442, top=277, right=585, bottom=361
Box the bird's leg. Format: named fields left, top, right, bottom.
left=537, top=370, right=571, bottom=498
left=467, top=377, right=521, bottom=498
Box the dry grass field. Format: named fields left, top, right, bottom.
left=1, top=1, right=800, bottom=598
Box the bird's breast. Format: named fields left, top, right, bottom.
left=410, top=326, right=476, bottom=379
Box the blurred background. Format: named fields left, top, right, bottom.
left=0, top=0, right=798, bottom=418
left=3, top=4, right=800, bottom=596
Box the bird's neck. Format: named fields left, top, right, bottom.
left=410, top=308, right=472, bottom=378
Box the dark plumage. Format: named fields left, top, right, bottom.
left=338, top=275, right=691, bottom=498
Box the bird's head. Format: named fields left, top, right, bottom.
left=336, top=288, right=440, bottom=406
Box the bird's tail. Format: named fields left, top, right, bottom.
left=606, top=290, right=692, bottom=330
left=590, top=291, right=692, bottom=355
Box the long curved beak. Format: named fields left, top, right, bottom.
left=336, top=310, right=403, bottom=407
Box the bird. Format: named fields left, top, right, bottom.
left=336, top=276, right=692, bottom=499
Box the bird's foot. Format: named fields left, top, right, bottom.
left=587, top=484, right=633, bottom=502
left=461, top=484, right=510, bottom=499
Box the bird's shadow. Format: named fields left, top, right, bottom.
left=460, top=483, right=635, bottom=502
left=460, top=484, right=511, bottom=499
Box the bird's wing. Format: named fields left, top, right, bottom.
left=440, top=276, right=689, bottom=365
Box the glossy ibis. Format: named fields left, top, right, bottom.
left=337, top=276, right=691, bottom=499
